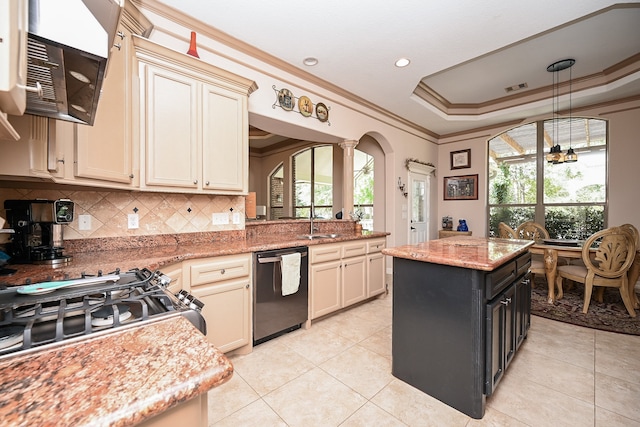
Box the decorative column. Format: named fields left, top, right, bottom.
left=338, top=139, right=359, bottom=217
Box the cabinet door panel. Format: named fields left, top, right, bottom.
left=75, top=23, right=133, bottom=185
left=310, top=260, right=341, bottom=319
left=144, top=65, right=198, bottom=188
left=202, top=85, right=246, bottom=191
left=342, top=255, right=366, bottom=306
left=367, top=252, right=385, bottom=297
left=191, top=279, right=250, bottom=353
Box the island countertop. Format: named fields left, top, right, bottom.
left=382, top=236, right=533, bottom=271
left=0, top=316, right=233, bottom=427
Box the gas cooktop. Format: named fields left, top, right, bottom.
left=0, top=268, right=205, bottom=358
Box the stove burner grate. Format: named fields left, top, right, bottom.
left=0, top=268, right=205, bottom=357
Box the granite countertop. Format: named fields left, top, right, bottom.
left=382, top=236, right=533, bottom=271
left=0, top=316, right=233, bottom=427
left=0, top=228, right=390, bottom=286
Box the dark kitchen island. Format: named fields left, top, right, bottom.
left=382, top=237, right=533, bottom=419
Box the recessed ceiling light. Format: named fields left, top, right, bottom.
left=395, top=58, right=410, bottom=68
left=303, top=57, right=319, bottom=66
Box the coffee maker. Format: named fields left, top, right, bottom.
left=4, top=199, right=75, bottom=265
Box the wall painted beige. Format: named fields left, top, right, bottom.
left=437, top=99, right=640, bottom=237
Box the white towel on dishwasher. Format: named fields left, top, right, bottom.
left=280, top=252, right=301, bottom=296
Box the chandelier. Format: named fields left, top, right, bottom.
left=546, top=59, right=577, bottom=164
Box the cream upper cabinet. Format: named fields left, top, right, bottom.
left=0, top=115, right=50, bottom=179
left=73, top=3, right=152, bottom=188
left=132, top=35, right=256, bottom=194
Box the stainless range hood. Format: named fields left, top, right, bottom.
left=26, top=0, right=123, bottom=126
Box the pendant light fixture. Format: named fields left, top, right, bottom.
left=546, top=58, right=577, bottom=164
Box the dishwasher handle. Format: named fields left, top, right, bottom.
left=258, top=252, right=308, bottom=264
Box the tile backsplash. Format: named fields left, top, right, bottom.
left=0, top=187, right=245, bottom=241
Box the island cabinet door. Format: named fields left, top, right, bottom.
left=515, top=273, right=532, bottom=349
left=485, top=283, right=517, bottom=396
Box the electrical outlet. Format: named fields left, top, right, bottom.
left=78, top=214, right=92, bottom=231
left=232, top=212, right=241, bottom=224
left=212, top=213, right=229, bottom=225
left=128, top=213, right=139, bottom=229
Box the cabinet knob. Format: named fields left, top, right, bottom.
left=245, top=284, right=249, bottom=289
left=221, top=269, right=225, bottom=274
left=129, top=174, right=134, bottom=179
left=205, top=181, right=210, bottom=186
left=193, top=180, right=198, bottom=184
left=500, top=297, right=512, bottom=306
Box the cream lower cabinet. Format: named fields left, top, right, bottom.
left=366, top=238, right=387, bottom=297
left=132, top=35, right=256, bottom=194
left=309, top=241, right=367, bottom=320
left=185, top=254, right=252, bottom=354
left=160, top=262, right=186, bottom=294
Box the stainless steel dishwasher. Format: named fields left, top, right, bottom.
left=253, top=246, right=308, bottom=345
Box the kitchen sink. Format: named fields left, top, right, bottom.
left=296, top=233, right=341, bottom=240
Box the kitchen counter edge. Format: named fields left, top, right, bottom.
left=1, top=231, right=390, bottom=286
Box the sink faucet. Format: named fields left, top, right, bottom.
left=310, top=202, right=317, bottom=234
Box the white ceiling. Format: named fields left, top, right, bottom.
left=156, top=0, right=640, bottom=139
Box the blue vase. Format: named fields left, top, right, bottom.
left=457, top=219, right=468, bottom=232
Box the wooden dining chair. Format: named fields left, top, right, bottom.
left=514, top=221, right=549, bottom=285
left=555, top=226, right=637, bottom=317
left=595, top=223, right=639, bottom=304
left=516, top=221, right=550, bottom=241
left=498, top=222, right=517, bottom=239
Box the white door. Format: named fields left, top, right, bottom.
left=408, top=172, right=430, bottom=244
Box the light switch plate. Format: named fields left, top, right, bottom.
left=212, top=213, right=229, bottom=225
left=128, top=213, right=139, bottom=229
left=78, top=214, right=92, bottom=231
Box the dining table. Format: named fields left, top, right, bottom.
left=530, top=239, right=640, bottom=307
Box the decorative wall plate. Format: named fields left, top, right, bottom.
left=278, top=88, right=294, bottom=111
left=316, top=102, right=329, bottom=122
left=298, top=96, right=313, bottom=117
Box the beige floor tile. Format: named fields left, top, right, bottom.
left=314, top=309, right=388, bottom=342
left=527, top=315, right=596, bottom=370
left=209, top=291, right=640, bottom=427
left=358, top=325, right=392, bottom=359
left=320, top=344, right=394, bottom=399
left=229, top=340, right=315, bottom=396
left=465, top=406, right=529, bottom=427
left=507, top=344, right=595, bottom=403
left=281, top=323, right=356, bottom=365
left=206, top=373, right=260, bottom=423
left=211, top=398, right=287, bottom=427
left=488, top=369, right=594, bottom=427
left=340, top=402, right=406, bottom=426
left=371, top=379, right=470, bottom=427
left=262, top=367, right=367, bottom=427
left=595, top=330, right=640, bottom=385
left=595, top=406, right=640, bottom=427
left=595, top=372, right=640, bottom=421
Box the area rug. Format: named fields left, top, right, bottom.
left=530, top=278, right=640, bottom=335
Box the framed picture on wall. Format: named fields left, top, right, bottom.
left=444, top=174, right=478, bottom=200
left=450, top=149, right=471, bottom=169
